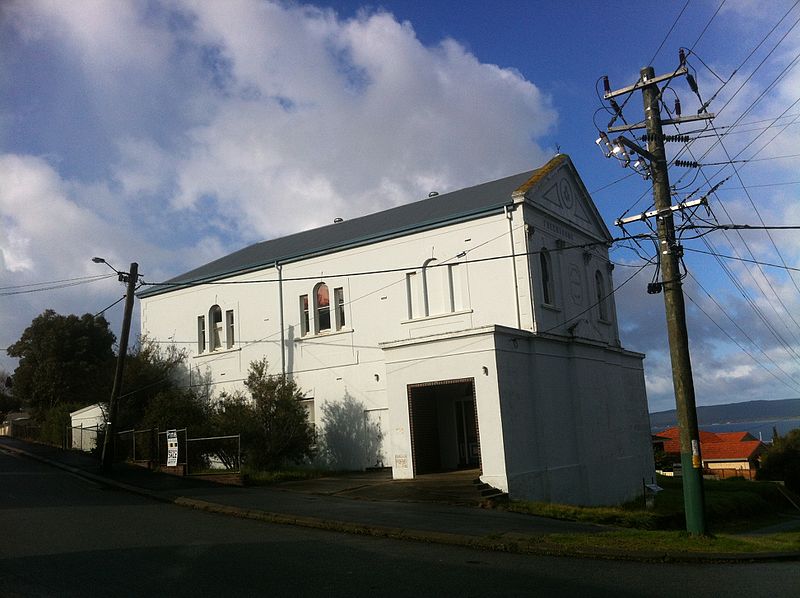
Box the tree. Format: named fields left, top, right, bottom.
left=0, top=370, right=21, bottom=422
left=242, top=358, right=315, bottom=469
left=757, top=428, right=800, bottom=494
left=7, top=310, right=115, bottom=418
left=116, top=337, right=190, bottom=430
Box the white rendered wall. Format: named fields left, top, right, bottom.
left=140, top=212, right=521, bottom=468
left=494, top=330, right=654, bottom=505
left=381, top=327, right=508, bottom=490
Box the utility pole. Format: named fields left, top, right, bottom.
left=101, top=262, right=139, bottom=473
left=640, top=66, right=706, bottom=535
left=600, top=61, right=714, bottom=535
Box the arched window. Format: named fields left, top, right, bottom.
left=208, top=305, right=223, bottom=351
left=540, top=249, right=554, bottom=305
left=595, top=270, right=609, bottom=321
left=314, top=282, right=331, bottom=333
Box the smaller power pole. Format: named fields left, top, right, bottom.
left=101, top=262, right=138, bottom=472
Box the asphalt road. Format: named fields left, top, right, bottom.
left=0, top=449, right=797, bottom=597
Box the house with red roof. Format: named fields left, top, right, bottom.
left=653, top=427, right=767, bottom=479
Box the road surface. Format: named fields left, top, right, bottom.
left=0, top=449, right=796, bottom=597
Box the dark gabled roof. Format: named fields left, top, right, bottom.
left=139, top=164, right=550, bottom=298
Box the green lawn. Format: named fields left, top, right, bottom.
left=502, top=475, right=799, bottom=533
left=530, top=529, right=800, bottom=555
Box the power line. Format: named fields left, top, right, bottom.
left=648, top=0, right=691, bottom=66
left=683, top=246, right=800, bottom=272
left=689, top=0, right=727, bottom=52
left=684, top=284, right=800, bottom=394
left=0, top=275, right=115, bottom=297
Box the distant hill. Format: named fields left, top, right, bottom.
left=650, top=398, right=800, bottom=430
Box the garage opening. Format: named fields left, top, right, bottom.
left=407, top=378, right=480, bottom=475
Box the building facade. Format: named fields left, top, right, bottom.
left=139, top=154, right=655, bottom=505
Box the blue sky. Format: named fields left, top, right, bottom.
left=2, top=0, right=800, bottom=412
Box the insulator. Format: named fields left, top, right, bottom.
left=674, top=97, right=682, bottom=116
left=674, top=160, right=700, bottom=168
left=679, top=48, right=686, bottom=66
left=639, top=133, right=690, bottom=143
left=686, top=73, right=699, bottom=94
left=603, top=75, right=610, bottom=94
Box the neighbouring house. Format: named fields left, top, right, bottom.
left=654, top=427, right=767, bottom=479
left=139, top=154, right=655, bottom=506
left=69, top=403, right=106, bottom=452
left=0, top=411, right=31, bottom=437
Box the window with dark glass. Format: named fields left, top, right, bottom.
left=315, top=283, right=331, bottom=332
left=540, top=249, right=554, bottom=305
left=596, top=270, right=609, bottom=321
left=225, top=309, right=235, bottom=348
left=334, top=287, right=345, bottom=330
left=209, top=305, right=223, bottom=351
left=197, top=316, right=206, bottom=353
left=300, top=294, right=310, bottom=336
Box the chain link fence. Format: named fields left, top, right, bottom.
left=6, top=420, right=240, bottom=475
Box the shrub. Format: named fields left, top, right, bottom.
left=241, top=358, right=315, bottom=470
left=757, top=428, right=800, bottom=493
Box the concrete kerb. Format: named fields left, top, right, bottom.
left=3, top=442, right=799, bottom=564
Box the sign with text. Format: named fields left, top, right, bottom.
left=167, top=429, right=178, bottom=467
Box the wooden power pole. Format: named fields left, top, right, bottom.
left=101, top=262, right=138, bottom=473
left=601, top=63, right=715, bottom=535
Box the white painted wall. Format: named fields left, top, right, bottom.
left=140, top=158, right=655, bottom=504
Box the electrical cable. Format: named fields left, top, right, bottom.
left=648, top=0, right=691, bottom=66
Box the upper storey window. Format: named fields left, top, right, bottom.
left=540, top=249, right=555, bottom=306
left=300, top=283, right=348, bottom=335
left=209, top=305, right=223, bottom=351
left=595, top=270, right=609, bottom=321
left=314, top=283, right=331, bottom=333
left=405, top=258, right=464, bottom=319
left=197, top=305, right=235, bottom=354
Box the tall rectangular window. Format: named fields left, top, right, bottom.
left=406, top=272, right=419, bottom=319
left=448, top=263, right=464, bottom=312
left=334, top=287, right=345, bottom=330
left=197, top=316, right=206, bottom=353
left=315, top=283, right=331, bottom=332
left=225, top=309, right=235, bottom=349
left=300, top=295, right=309, bottom=335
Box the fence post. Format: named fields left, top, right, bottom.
left=185, top=428, right=189, bottom=475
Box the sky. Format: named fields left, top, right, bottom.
left=2, top=0, right=800, bottom=413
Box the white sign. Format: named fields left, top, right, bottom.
left=167, top=429, right=179, bottom=467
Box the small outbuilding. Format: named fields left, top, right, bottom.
left=69, top=403, right=106, bottom=452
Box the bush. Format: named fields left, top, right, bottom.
left=40, top=404, right=76, bottom=447
left=241, top=358, right=315, bottom=470
left=757, top=428, right=800, bottom=493
left=142, top=388, right=210, bottom=435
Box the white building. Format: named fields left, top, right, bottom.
left=69, top=403, right=106, bottom=452
left=139, top=154, right=654, bottom=505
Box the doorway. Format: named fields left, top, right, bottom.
left=407, top=378, right=480, bottom=475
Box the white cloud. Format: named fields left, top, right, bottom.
left=0, top=0, right=557, bottom=373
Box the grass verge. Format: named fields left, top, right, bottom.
left=243, top=467, right=333, bottom=485
left=532, top=529, right=800, bottom=555
left=500, top=475, right=800, bottom=532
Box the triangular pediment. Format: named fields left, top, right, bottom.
left=513, top=155, right=611, bottom=241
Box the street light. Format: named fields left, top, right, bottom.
left=92, top=257, right=140, bottom=472
left=92, top=257, right=129, bottom=282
